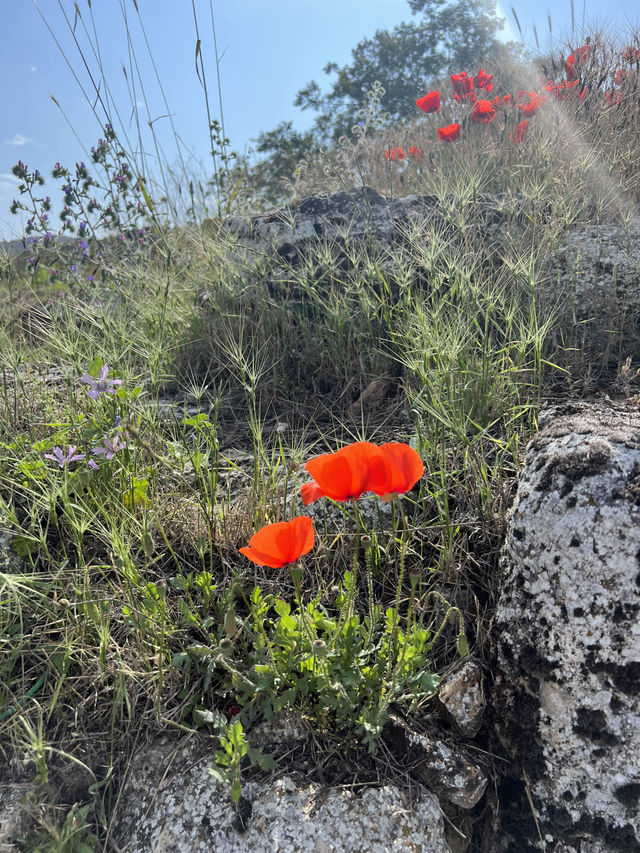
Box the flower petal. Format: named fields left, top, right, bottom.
left=239, top=516, right=314, bottom=568
left=374, top=443, right=424, bottom=497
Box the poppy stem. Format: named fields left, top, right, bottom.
left=290, top=563, right=313, bottom=647
left=350, top=500, right=376, bottom=636
left=387, top=499, right=409, bottom=680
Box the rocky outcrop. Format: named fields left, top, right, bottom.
left=384, top=715, right=487, bottom=809
left=113, top=737, right=453, bottom=853
left=494, top=401, right=640, bottom=852
left=220, top=188, right=640, bottom=369
left=221, top=186, right=519, bottom=264
left=546, top=223, right=640, bottom=320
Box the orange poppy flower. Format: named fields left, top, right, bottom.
left=301, top=441, right=388, bottom=505
left=239, top=516, right=315, bottom=568
left=566, top=43, right=590, bottom=80
left=471, top=99, right=497, bottom=123
left=473, top=69, right=494, bottom=92
left=385, top=147, right=406, bottom=161
left=518, top=95, right=546, bottom=117
left=510, top=119, right=528, bottom=143
left=451, top=72, right=475, bottom=103
left=492, top=94, right=512, bottom=109
left=416, top=91, right=441, bottom=113
left=373, top=443, right=424, bottom=501
left=437, top=123, right=461, bottom=142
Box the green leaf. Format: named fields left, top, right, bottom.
left=193, top=708, right=227, bottom=730
left=231, top=778, right=242, bottom=804
left=457, top=631, right=469, bottom=657
left=208, top=765, right=228, bottom=784
left=183, top=413, right=210, bottom=427
left=87, top=355, right=103, bottom=377
left=11, top=536, right=37, bottom=557
left=274, top=598, right=290, bottom=617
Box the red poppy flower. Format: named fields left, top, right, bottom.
left=566, top=44, right=590, bottom=80
left=545, top=79, right=586, bottom=100
left=473, top=69, right=494, bottom=92
left=615, top=69, right=628, bottom=85
left=437, top=123, right=461, bottom=142
left=239, top=516, right=315, bottom=568
left=471, top=99, right=497, bottom=123
left=301, top=442, right=389, bottom=505
left=416, top=91, right=441, bottom=113
left=450, top=72, right=475, bottom=103
left=514, top=90, right=537, bottom=106
left=544, top=80, right=565, bottom=100
left=492, top=94, right=512, bottom=109
left=622, top=46, right=639, bottom=63
left=372, top=443, right=424, bottom=501
left=510, top=119, right=528, bottom=143
left=518, top=94, right=546, bottom=117
left=604, top=90, right=622, bottom=106
left=384, top=147, right=406, bottom=161
left=409, top=146, right=424, bottom=158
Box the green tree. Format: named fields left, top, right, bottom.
left=250, top=0, right=519, bottom=205
left=246, top=121, right=317, bottom=208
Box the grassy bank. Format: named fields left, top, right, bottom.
left=1, top=21, right=639, bottom=850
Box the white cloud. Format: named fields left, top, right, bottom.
left=30, top=66, right=37, bottom=72
left=0, top=173, right=19, bottom=183
left=4, top=134, right=34, bottom=146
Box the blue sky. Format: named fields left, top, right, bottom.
left=1, top=0, right=638, bottom=238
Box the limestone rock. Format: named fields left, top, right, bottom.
left=546, top=223, right=640, bottom=318
left=437, top=661, right=485, bottom=737
left=112, top=738, right=452, bottom=852
left=222, top=187, right=436, bottom=257
left=0, top=782, right=35, bottom=852
left=384, top=715, right=487, bottom=809
left=494, top=401, right=640, bottom=851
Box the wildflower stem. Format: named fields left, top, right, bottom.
left=388, top=498, right=409, bottom=679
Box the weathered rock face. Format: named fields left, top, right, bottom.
left=544, top=223, right=640, bottom=369
left=221, top=186, right=517, bottom=263
left=494, top=402, right=640, bottom=852
left=546, top=223, right=640, bottom=318
left=384, top=715, right=487, bottom=810
left=113, top=738, right=453, bottom=853
left=220, top=188, right=640, bottom=370
left=0, top=782, right=34, bottom=852
left=437, top=661, right=485, bottom=738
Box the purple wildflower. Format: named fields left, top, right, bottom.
left=92, top=432, right=127, bottom=459
left=44, top=445, right=85, bottom=468
left=80, top=365, right=123, bottom=400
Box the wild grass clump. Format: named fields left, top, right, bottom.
left=1, top=10, right=640, bottom=849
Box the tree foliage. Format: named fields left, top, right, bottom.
left=249, top=0, right=519, bottom=206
